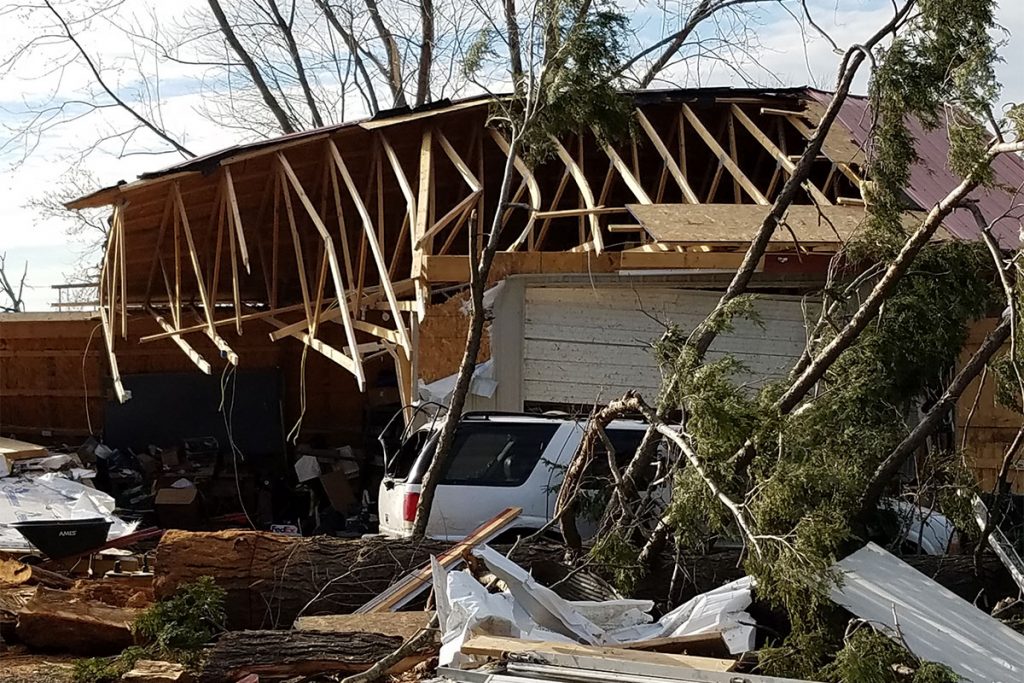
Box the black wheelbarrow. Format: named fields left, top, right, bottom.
left=9, top=518, right=113, bottom=560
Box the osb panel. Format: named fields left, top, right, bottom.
left=957, top=317, right=1024, bottom=493
left=417, top=292, right=491, bottom=384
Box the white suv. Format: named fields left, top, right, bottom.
left=377, top=412, right=653, bottom=540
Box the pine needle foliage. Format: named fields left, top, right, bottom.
left=72, top=577, right=226, bottom=683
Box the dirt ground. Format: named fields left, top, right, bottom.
left=0, top=652, right=76, bottom=683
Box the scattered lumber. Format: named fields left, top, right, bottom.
left=356, top=506, right=522, bottom=613
left=0, top=437, right=47, bottom=462
left=620, top=632, right=730, bottom=658
left=15, top=586, right=141, bottom=654
left=198, top=630, right=434, bottom=682
left=461, top=635, right=736, bottom=672
left=0, top=559, right=74, bottom=589
left=294, top=610, right=435, bottom=638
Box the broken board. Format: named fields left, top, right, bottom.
left=0, top=437, right=47, bottom=462
left=294, top=610, right=434, bottom=638
left=461, top=635, right=736, bottom=672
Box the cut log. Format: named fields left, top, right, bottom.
left=15, top=586, right=141, bottom=654
left=0, top=559, right=74, bottom=589
left=154, top=531, right=1019, bottom=631
left=198, top=630, right=434, bottom=682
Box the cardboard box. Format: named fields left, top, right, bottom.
left=154, top=486, right=203, bottom=529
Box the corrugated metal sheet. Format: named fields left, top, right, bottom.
left=831, top=543, right=1024, bottom=683
left=809, top=90, right=1024, bottom=249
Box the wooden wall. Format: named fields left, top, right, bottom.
left=957, top=317, right=1024, bottom=493
left=0, top=312, right=391, bottom=447
left=416, top=292, right=491, bottom=384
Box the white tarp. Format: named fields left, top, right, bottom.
left=830, top=542, right=1024, bottom=683
left=0, top=473, right=137, bottom=550
left=433, top=545, right=757, bottom=668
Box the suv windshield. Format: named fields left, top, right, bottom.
left=402, top=421, right=559, bottom=486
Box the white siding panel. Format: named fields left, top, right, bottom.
left=522, top=286, right=811, bottom=405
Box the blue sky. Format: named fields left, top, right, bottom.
left=1, top=0, right=1021, bottom=310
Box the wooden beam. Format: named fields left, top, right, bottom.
left=172, top=182, right=217, bottom=337
left=140, top=300, right=335, bottom=343
left=352, top=319, right=403, bottom=344
left=149, top=307, right=212, bottom=374
left=263, top=316, right=356, bottom=373
left=277, top=164, right=314, bottom=328
left=435, top=128, right=481, bottom=192
left=550, top=135, right=603, bottom=253
left=416, top=190, right=481, bottom=249
left=634, top=109, right=699, bottom=204
left=489, top=128, right=541, bottom=251
left=278, top=150, right=365, bottom=388
left=143, top=192, right=175, bottom=305
left=680, top=104, right=768, bottom=205
left=223, top=167, right=251, bottom=273
left=730, top=104, right=832, bottom=206
left=328, top=140, right=411, bottom=352
left=533, top=206, right=626, bottom=219
left=190, top=307, right=239, bottom=366
left=98, top=303, right=128, bottom=403
left=596, top=134, right=652, bottom=204
left=413, top=129, right=433, bottom=251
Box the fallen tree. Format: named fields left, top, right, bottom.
left=154, top=530, right=1018, bottom=631
left=198, top=630, right=433, bottom=682
left=16, top=586, right=141, bottom=655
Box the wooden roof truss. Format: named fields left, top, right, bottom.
left=91, top=96, right=864, bottom=402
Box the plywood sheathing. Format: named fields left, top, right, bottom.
left=626, top=204, right=940, bottom=247
left=417, top=291, right=491, bottom=383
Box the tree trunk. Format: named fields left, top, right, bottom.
left=16, top=586, right=141, bottom=654
left=199, top=630, right=433, bottom=682
left=0, top=559, right=74, bottom=589
left=859, top=316, right=1011, bottom=518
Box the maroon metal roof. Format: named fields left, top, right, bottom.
left=809, top=89, right=1024, bottom=249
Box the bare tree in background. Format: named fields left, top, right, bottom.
left=0, top=253, right=27, bottom=313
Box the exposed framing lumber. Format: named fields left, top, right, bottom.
left=172, top=182, right=217, bottom=338
left=190, top=306, right=239, bottom=366
left=730, top=104, right=831, bottom=205
left=328, top=139, right=412, bottom=352
left=680, top=105, right=768, bottom=205
left=550, top=135, right=604, bottom=253
left=140, top=299, right=337, bottom=343
left=435, top=127, right=482, bottom=192
left=634, top=109, right=699, bottom=204
left=489, top=128, right=541, bottom=251
left=149, top=307, right=212, bottom=374
left=596, top=133, right=652, bottom=205
left=278, top=151, right=365, bottom=388
left=276, top=162, right=315, bottom=328
left=416, top=190, right=481, bottom=248
left=263, top=315, right=356, bottom=373
left=223, top=167, right=251, bottom=273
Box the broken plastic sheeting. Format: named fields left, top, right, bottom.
left=607, top=576, right=756, bottom=654
left=432, top=545, right=757, bottom=669
left=830, top=542, right=1024, bottom=683
left=0, top=472, right=138, bottom=550
left=419, top=359, right=498, bottom=404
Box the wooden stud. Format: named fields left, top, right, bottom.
left=223, top=167, right=251, bottom=273
left=276, top=164, right=314, bottom=327
left=209, top=191, right=227, bottom=316
left=635, top=109, right=699, bottom=203
left=277, top=151, right=365, bottom=385
left=329, top=140, right=412, bottom=352
left=141, top=299, right=335, bottom=343
left=98, top=303, right=128, bottom=403
left=595, top=133, right=652, bottom=204
left=172, top=194, right=182, bottom=328
left=172, top=183, right=217, bottom=337
left=225, top=179, right=243, bottom=334
left=116, top=206, right=127, bottom=339
left=143, top=192, right=176, bottom=305
left=727, top=115, right=742, bottom=204
left=191, top=306, right=239, bottom=365
left=263, top=316, right=356, bottom=373
left=271, top=172, right=281, bottom=309
left=681, top=104, right=768, bottom=205
left=416, top=190, right=481, bottom=249
left=730, top=104, right=831, bottom=205
left=149, top=307, right=212, bottom=374
left=436, top=127, right=482, bottom=192
left=550, top=135, right=603, bottom=253
left=489, top=128, right=541, bottom=252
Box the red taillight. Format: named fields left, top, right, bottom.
left=402, top=492, right=420, bottom=523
